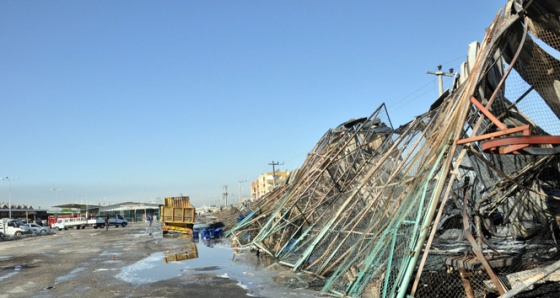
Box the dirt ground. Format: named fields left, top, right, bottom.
left=0, top=223, right=323, bottom=298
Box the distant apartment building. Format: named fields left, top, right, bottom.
left=250, top=170, right=289, bottom=200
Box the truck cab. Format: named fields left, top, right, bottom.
left=1, top=218, right=33, bottom=237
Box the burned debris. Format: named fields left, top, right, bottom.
left=228, top=1, right=560, bottom=297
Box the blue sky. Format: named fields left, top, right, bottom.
left=1, top=1, right=505, bottom=209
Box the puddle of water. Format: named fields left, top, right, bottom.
left=0, top=271, right=19, bottom=282
left=55, top=267, right=85, bottom=283
left=0, top=264, right=42, bottom=283
left=99, top=250, right=122, bottom=257
left=115, top=238, right=323, bottom=297
left=115, top=239, right=277, bottom=295
left=116, top=253, right=169, bottom=283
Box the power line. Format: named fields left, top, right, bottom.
left=438, top=55, right=467, bottom=66
left=387, top=79, right=434, bottom=110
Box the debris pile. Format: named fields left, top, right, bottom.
left=228, top=1, right=560, bottom=297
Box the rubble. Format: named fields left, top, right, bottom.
left=226, top=1, right=560, bottom=297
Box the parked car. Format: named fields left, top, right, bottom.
left=28, top=223, right=51, bottom=235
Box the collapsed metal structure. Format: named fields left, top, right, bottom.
left=228, top=1, right=560, bottom=297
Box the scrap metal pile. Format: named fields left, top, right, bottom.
left=228, top=1, right=560, bottom=297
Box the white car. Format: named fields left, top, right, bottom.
left=28, top=223, right=52, bottom=235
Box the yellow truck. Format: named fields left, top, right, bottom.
left=160, top=196, right=195, bottom=235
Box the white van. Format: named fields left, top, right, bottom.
left=1, top=218, right=33, bottom=237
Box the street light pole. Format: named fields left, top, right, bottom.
left=2, top=176, right=19, bottom=218
left=238, top=180, right=246, bottom=205
left=50, top=188, right=62, bottom=207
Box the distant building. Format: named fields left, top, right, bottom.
left=0, top=203, right=48, bottom=222
left=98, top=202, right=161, bottom=222
left=51, top=202, right=161, bottom=223
left=250, top=170, right=290, bottom=200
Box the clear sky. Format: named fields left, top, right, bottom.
left=1, top=1, right=505, bottom=209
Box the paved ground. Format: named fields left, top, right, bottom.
left=0, top=223, right=323, bottom=298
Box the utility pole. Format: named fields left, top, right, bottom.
left=427, top=65, right=455, bottom=96
left=50, top=188, right=62, bottom=212
left=2, top=176, right=19, bottom=218
left=222, top=185, right=229, bottom=207
left=268, top=161, right=284, bottom=187
left=238, top=180, right=246, bottom=205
